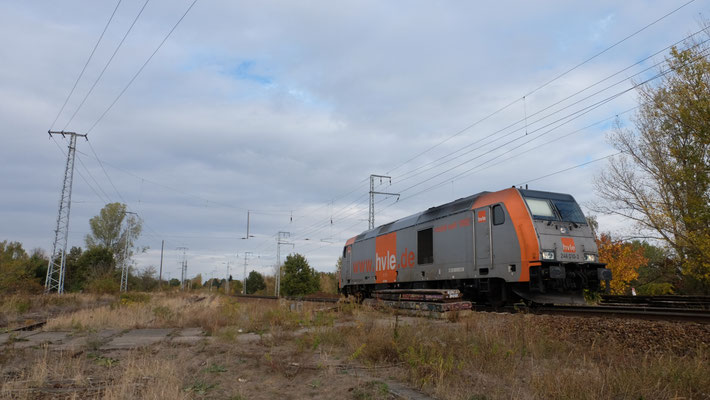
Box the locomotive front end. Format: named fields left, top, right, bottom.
left=517, top=189, right=611, bottom=303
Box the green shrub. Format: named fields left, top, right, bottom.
left=119, top=292, right=151, bottom=305
left=86, top=277, right=119, bottom=294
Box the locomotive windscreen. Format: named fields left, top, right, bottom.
left=523, top=194, right=586, bottom=224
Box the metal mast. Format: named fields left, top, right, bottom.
left=275, top=232, right=293, bottom=297
left=119, top=211, right=137, bottom=292
left=177, top=247, right=188, bottom=290
left=45, top=130, right=87, bottom=294
left=368, top=174, right=399, bottom=230
left=242, top=252, right=252, bottom=294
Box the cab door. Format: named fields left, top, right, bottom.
left=341, top=245, right=352, bottom=288
left=474, top=207, right=491, bottom=270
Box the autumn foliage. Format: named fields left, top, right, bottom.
left=596, top=233, right=647, bottom=294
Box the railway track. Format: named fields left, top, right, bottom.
left=234, top=293, right=710, bottom=322
left=601, top=294, right=710, bottom=309
left=234, top=294, right=339, bottom=303
left=517, top=304, right=710, bottom=323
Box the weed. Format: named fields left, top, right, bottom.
left=152, top=305, right=174, bottom=322
left=184, top=380, right=217, bottom=395
left=203, top=363, right=227, bottom=373
left=119, top=292, right=151, bottom=305
left=87, top=352, right=119, bottom=367
left=352, top=380, right=391, bottom=400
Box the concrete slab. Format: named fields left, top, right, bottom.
left=101, top=328, right=174, bottom=350
left=54, top=329, right=123, bottom=351
left=0, top=329, right=44, bottom=345
left=177, top=327, right=204, bottom=337
left=10, top=331, right=70, bottom=349
left=170, top=328, right=207, bottom=345
left=236, top=333, right=262, bottom=343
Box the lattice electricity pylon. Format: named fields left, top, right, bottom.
left=45, top=131, right=87, bottom=294
left=119, top=211, right=138, bottom=293
left=177, top=247, right=188, bottom=290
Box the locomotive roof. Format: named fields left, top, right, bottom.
left=354, top=191, right=490, bottom=242
left=350, top=188, right=580, bottom=244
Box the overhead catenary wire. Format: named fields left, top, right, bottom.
left=46, top=1, right=705, bottom=272
left=295, top=41, right=710, bottom=252
left=391, top=29, right=710, bottom=186
left=286, top=24, right=710, bottom=250
left=383, top=0, right=696, bottom=176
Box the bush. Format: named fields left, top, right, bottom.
left=119, top=292, right=151, bottom=305
left=86, top=276, right=120, bottom=294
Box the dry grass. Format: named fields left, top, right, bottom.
left=7, top=292, right=710, bottom=399
left=44, top=293, right=339, bottom=336
left=1, top=345, right=90, bottom=399
left=0, top=293, right=113, bottom=330
left=308, top=309, right=710, bottom=400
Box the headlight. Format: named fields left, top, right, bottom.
left=542, top=251, right=555, bottom=260
left=584, top=253, right=597, bottom=262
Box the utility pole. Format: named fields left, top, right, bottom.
left=276, top=232, right=293, bottom=297
left=241, top=210, right=254, bottom=240
left=45, top=130, right=87, bottom=294
left=158, top=240, right=164, bottom=290
left=120, top=211, right=138, bottom=293
left=369, top=174, right=399, bottom=230
left=242, top=252, right=252, bottom=294
left=177, top=247, right=188, bottom=290
left=224, top=261, right=230, bottom=294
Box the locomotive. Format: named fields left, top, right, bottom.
left=339, top=187, right=612, bottom=305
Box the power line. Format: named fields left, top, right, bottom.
left=384, top=0, right=696, bottom=176
left=295, top=42, right=710, bottom=250
left=288, top=19, right=710, bottom=248
left=517, top=153, right=622, bottom=186
left=49, top=0, right=123, bottom=130
left=392, top=30, right=710, bottom=187
left=87, top=140, right=126, bottom=203
left=523, top=0, right=696, bottom=99
left=62, top=0, right=151, bottom=130
left=85, top=0, right=200, bottom=134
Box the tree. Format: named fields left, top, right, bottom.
left=246, top=270, right=266, bottom=294
left=85, top=203, right=143, bottom=267
left=280, top=253, right=320, bottom=296
left=631, top=240, right=678, bottom=295
left=596, top=233, right=648, bottom=294
left=63, top=246, right=84, bottom=291
left=0, top=241, right=43, bottom=293
left=189, top=274, right=202, bottom=289
left=318, top=272, right=338, bottom=294
left=594, top=36, right=710, bottom=293
left=169, top=278, right=181, bottom=287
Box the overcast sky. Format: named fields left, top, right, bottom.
left=0, top=0, right=706, bottom=283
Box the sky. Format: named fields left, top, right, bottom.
left=0, top=0, right=707, bottom=284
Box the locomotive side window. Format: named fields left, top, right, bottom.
left=492, top=205, right=505, bottom=225
left=417, top=228, right=434, bottom=264
left=343, top=246, right=347, bottom=258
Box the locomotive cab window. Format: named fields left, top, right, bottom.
left=343, top=246, right=347, bottom=258
left=417, top=228, right=434, bottom=264
left=524, top=198, right=556, bottom=220
left=492, top=205, right=505, bottom=225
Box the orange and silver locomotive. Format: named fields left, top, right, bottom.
left=339, top=187, right=611, bottom=304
